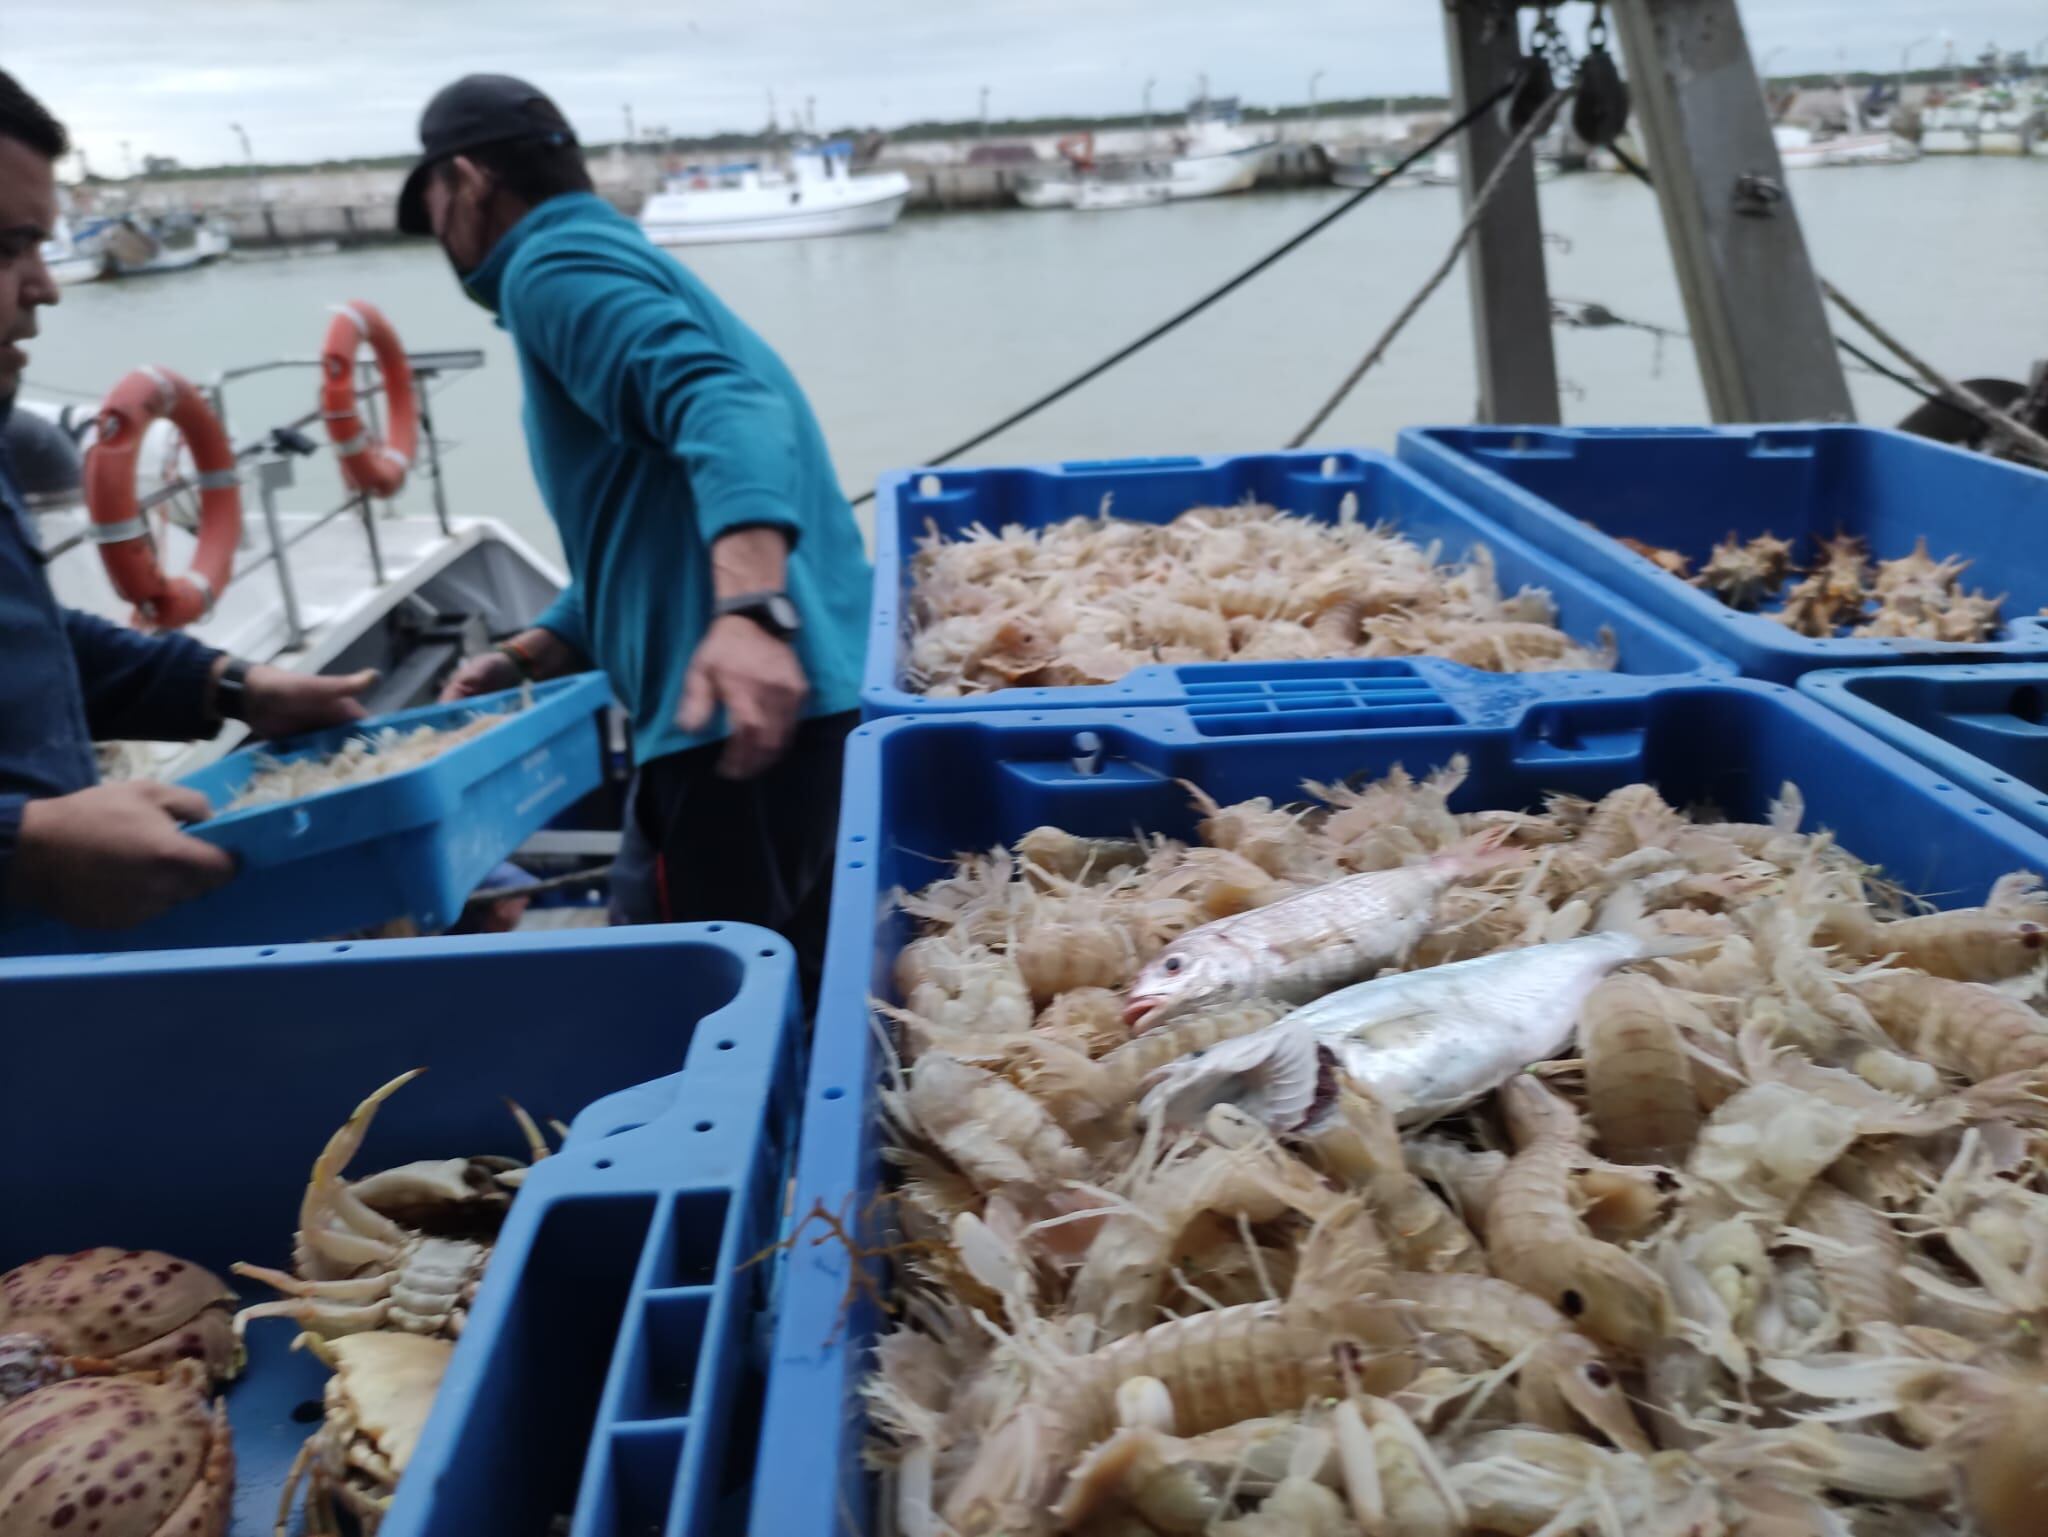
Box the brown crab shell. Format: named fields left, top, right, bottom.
left=0, top=1251, right=241, bottom=1386
left=0, top=1364, right=233, bottom=1537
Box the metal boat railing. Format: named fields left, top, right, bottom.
left=46, top=349, right=484, bottom=650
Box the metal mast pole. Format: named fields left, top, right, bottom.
left=1444, top=0, right=1561, bottom=423
left=1609, top=0, right=1853, bottom=421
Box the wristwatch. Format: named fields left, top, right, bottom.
left=713, top=590, right=802, bottom=641
left=213, top=657, right=253, bottom=722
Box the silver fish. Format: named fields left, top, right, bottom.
left=1124, top=829, right=1516, bottom=1028
left=1140, top=931, right=1673, bottom=1131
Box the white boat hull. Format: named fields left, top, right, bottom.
left=1073, top=180, right=1171, bottom=211
left=1165, top=143, right=1272, bottom=199
left=45, top=253, right=105, bottom=284
left=1014, top=176, right=1078, bottom=209
left=1776, top=131, right=1919, bottom=169
left=641, top=174, right=910, bottom=246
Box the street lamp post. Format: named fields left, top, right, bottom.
left=1900, top=36, right=1932, bottom=96
left=978, top=85, right=989, bottom=140
left=1307, top=70, right=1325, bottom=143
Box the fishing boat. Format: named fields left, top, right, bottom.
left=638, top=140, right=911, bottom=246
left=37, top=216, right=107, bottom=285
left=73, top=213, right=233, bottom=277
left=1161, top=94, right=1279, bottom=198
left=1014, top=92, right=1279, bottom=210
left=1918, top=86, right=2040, bottom=155
left=1772, top=123, right=1918, bottom=169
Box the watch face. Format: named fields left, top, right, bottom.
left=766, top=595, right=801, bottom=633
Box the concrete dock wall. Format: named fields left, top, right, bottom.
left=103, top=114, right=1421, bottom=247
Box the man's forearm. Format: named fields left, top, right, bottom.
left=709, top=527, right=791, bottom=601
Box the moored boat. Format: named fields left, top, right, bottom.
left=639, top=140, right=910, bottom=246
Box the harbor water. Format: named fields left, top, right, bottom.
left=24, top=157, right=2048, bottom=561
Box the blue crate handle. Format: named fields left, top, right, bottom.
left=1802, top=664, right=2048, bottom=843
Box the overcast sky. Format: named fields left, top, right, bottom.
left=4, top=1, right=2038, bottom=170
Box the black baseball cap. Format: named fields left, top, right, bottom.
left=396, top=74, right=579, bottom=236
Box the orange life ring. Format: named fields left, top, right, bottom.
left=320, top=301, right=418, bottom=499
left=83, top=367, right=241, bottom=630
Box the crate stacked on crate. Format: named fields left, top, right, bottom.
left=0, top=922, right=800, bottom=1537
left=756, top=437, right=2048, bottom=1533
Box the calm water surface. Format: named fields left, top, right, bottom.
left=26, top=158, right=2048, bottom=562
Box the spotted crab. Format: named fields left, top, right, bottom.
left=276, top=1330, right=450, bottom=1536
left=232, top=1070, right=550, bottom=1341
left=0, top=1250, right=241, bottom=1402
left=0, top=1361, right=234, bottom=1537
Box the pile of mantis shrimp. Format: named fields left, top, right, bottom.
left=226, top=714, right=502, bottom=811
left=904, top=501, right=1615, bottom=696
left=868, top=761, right=2048, bottom=1536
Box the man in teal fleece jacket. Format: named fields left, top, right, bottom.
left=411, top=76, right=870, bottom=996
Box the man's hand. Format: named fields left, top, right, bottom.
left=8, top=782, right=236, bottom=929
left=439, top=630, right=583, bottom=703
left=236, top=665, right=377, bottom=740
left=678, top=615, right=809, bottom=779
left=440, top=651, right=522, bottom=703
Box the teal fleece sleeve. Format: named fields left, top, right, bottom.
left=534, top=577, right=590, bottom=659
left=505, top=240, right=806, bottom=548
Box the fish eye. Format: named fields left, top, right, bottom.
left=1163, top=956, right=1183, bottom=973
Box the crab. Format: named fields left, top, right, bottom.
left=232, top=1069, right=551, bottom=1342
left=0, top=1249, right=242, bottom=1401
left=277, top=1330, right=450, bottom=1536
left=0, top=1361, right=234, bottom=1537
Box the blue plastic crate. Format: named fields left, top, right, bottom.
left=0, top=922, right=800, bottom=1537
left=0, top=673, right=612, bottom=956
left=752, top=679, right=2048, bottom=1537
left=863, top=449, right=1729, bottom=719
left=1802, top=663, right=2048, bottom=841
left=1400, top=424, right=2048, bottom=684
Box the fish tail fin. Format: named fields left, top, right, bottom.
left=1138, top=1018, right=1322, bottom=1133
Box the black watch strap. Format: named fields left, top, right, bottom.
left=214, top=658, right=253, bottom=722
left=712, top=590, right=801, bottom=640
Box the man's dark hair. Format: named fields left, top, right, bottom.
left=440, top=136, right=592, bottom=205
left=0, top=70, right=69, bottom=160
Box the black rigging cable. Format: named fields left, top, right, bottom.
left=847, top=73, right=1526, bottom=508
